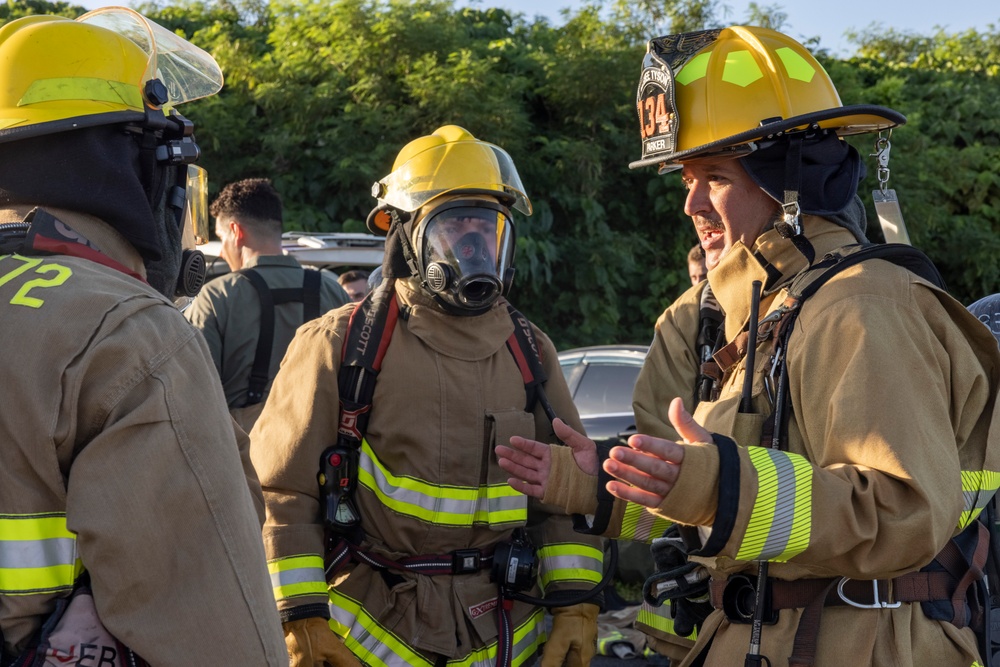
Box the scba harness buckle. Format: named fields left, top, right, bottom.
left=836, top=578, right=901, bottom=610
left=452, top=548, right=486, bottom=575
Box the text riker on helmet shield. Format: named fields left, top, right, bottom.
left=636, top=66, right=678, bottom=162
left=637, top=29, right=722, bottom=164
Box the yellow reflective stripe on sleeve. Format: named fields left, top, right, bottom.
left=0, top=513, right=82, bottom=595
left=330, top=589, right=544, bottom=667
left=636, top=601, right=696, bottom=639
left=267, top=554, right=327, bottom=602
left=537, top=543, right=604, bottom=588
left=958, top=470, right=1000, bottom=529
left=736, top=447, right=812, bottom=562
left=620, top=502, right=672, bottom=543
left=358, top=439, right=527, bottom=527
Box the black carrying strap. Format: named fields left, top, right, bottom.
left=786, top=242, right=945, bottom=303
left=238, top=268, right=323, bottom=406
left=761, top=242, right=947, bottom=451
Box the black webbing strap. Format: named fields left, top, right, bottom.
left=336, top=283, right=399, bottom=450
left=788, top=242, right=945, bottom=301
left=238, top=268, right=324, bottom=406
left=759, top=242, right=947, bottom=450
left=504, top=304, right=549, bottom=415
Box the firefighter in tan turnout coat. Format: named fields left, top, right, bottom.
left=0, top=9, right=286, bottom=666
left=497, top=26, right=1000, bottom=667
left=251, top=125, right=605, bottom=667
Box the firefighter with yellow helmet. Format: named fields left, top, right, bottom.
left=0, top=9, right=286, bottom=664
left=251, top=125, right=606, bottom=667
left=498, top=27, right=1000, bottom=667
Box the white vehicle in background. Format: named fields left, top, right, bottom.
left=200, top=231, right=385, bottom=280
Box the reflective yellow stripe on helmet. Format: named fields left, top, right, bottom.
left=0, top=513, right=81, bottom=595
left=636, top=600, right=696, bottom=639
left=330, top=589, right=545, bottom=667
left=537, top=543, right=603, bottom=588
left=358, top=439, right=527, bottom=527
left=736, top=447, right=812, bottom=562
left=620, top=501, right=672, bottom=543
left=267, top=554, right=327, bottom=602
left=958, top=470, right=1000, bottom=530
left=20, top=78, right=143, bottom=109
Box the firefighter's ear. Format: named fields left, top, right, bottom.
left=366, top=205, right=408, bottom=236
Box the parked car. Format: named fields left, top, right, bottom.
left=557, top=344, right=649, bottom=447
left=200, top=230, right=385, bottom=280
left=558, top=344, right=656, bottom=589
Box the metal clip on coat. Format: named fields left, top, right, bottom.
left=870, top=132, right=911, bottom=245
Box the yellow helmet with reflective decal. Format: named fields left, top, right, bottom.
left=0, top=8, right=222, bottom=143
left=630, top=26, right=905, bottom=172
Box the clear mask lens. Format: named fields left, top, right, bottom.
left=419, top=201, right=514, bottom=310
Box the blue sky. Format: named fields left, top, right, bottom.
left=460, top=0, right=999, bottom=56
left=76, top=0, right=998, bottom=57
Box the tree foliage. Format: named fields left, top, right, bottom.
left=3, top=0, right=999, bottom=347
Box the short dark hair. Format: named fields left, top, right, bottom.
left=687, top=244, right=705, bottom=263
left=338, top=269, right=370, bottom=285
left=210, top=178, right=283, bottom=236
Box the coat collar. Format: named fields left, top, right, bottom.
left=395, top=279, right=515, bottom=360
left=0, top=205, right=147, bottom=280
left=709, top=216, right=860, bottom=343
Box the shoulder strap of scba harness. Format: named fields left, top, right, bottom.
left=786, top=241, right=945, bottom=305
left=236, top=268, right=322, bottom=407
left=320, top=281, right=554, bottom=536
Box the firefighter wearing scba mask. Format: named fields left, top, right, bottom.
left=0, top=9, right=285, bottom=665
left=497, top=26, right=1000, bottom=667
left=250, top=125, right=605, bottom=667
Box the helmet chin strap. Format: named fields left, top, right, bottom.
left=772, top=135, right=816, bottom=266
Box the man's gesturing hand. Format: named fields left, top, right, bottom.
left=604, top=398, right=712, bottom=507
left=496, top=418, right=598, bottom=499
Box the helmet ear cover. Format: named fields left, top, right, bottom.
left=366, top=204, right=411, bottom=236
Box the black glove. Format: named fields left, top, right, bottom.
left=643, top=527, right=709, bottom=607
left=672, top=595, right=713, bottom=638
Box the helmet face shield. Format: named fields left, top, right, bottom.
left=416, top=199, right=515, bottom=313
left=185, top=164, right=209, bottom=245
left=78, top=7, right=223, bottom=108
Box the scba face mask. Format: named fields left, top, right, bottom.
left=415, top=199, right=516, bottom=314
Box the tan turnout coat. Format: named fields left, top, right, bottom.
left=252, top=279, right=605, bottom=663
left=0, top=207, right=286, bottom=664
left=547, top=217, right=1000, bottom=667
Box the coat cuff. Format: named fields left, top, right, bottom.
left=652, top=439, right=724, bottom=528
left=542, top=444, right=599, bottom=515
